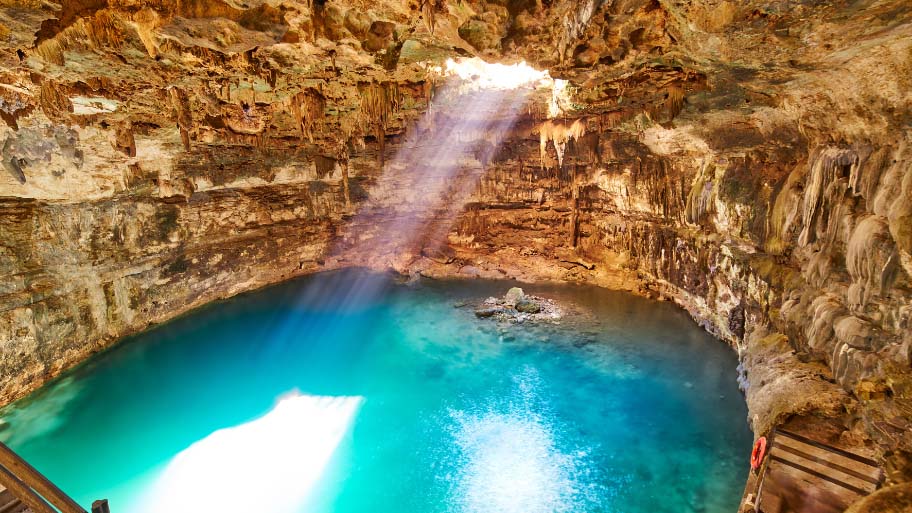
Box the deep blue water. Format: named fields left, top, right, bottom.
left=0, top=270, right=751, bottom=513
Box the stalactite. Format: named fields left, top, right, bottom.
left=38, top=80, right=72, bottom=118
left=314, top=155, right=337, bottom=179
left=420, top=0, right=436, bottom=34
left=664, top=84, right=685, bottom=120
left=685, top=161, right=715, bottom=225
left=132, top=7, right=162, bottom=59
left=358, top=81, right=401, bottom=167
left=557, top=0, right=602, bottom=64
left=798, top=147, right=856, bottom=246
left=539, top=119, right=586, bottom=169
left=850, top=145, right=891, bottom=202
left=168, top=86, right=193, bottom=151
left=629, top=156, right=687, bottom=221
left=765, top=162, right=805, bottom=255
left=36, top=11, right=124, bottom=66
left=801, top=294, right=846, bottom=357
left=342, top=161, right=351, bottom=208
left=290, top=88, right=326, bottom=142
left=846, top=215, right=899, bottom=308
left=113, top=122, right=136, bottom=157
left=570, top=165, right=582, bottom=248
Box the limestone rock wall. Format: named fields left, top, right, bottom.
left=0, top=0, right=911, bottom=493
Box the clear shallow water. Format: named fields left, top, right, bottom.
left=0, top=270, right=751, bottom=513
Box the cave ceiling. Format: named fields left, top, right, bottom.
left=0, top=0, right=908, bottom=196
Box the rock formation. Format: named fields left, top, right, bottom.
left=0, top=0, right=910, bottom=502
left=473, top=287, right=558, bottom=321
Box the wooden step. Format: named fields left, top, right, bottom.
left=758, top=429, right=883, bottom=513
left=0, top=485, right=28, bottom=513
left=0, top=499, right=28, bottom=513
left=773, top=431, right=880, bottom=494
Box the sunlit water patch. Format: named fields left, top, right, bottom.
left=442, top=368, right=609, bottom=513
left=0, top=270, right=751, bottom=513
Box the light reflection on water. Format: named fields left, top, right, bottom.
left=134, top=392, right=362, bottom=513
left=442, top=367, right=616, bottom=513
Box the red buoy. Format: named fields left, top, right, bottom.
left=750, top=436, right=768, bottom=470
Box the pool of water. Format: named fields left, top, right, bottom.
left=0, top=269, right=751, bottom=513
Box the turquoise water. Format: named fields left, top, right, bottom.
left=0, top=270, right=751, bottom=513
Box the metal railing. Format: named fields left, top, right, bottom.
left=0, top=441, right=108, bottom=513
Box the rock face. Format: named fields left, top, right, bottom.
left=845, top=483, right=912, bottom=513
left=0, top=0, right=911, bottom=498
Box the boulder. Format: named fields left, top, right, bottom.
left=845, top=483, right=912, bottom=513
left=458, top=18, right=501, bottom=51
left=364, top=21, right=395, bottom=51
left=504, top=287, right=525, bottom=306
left=515, top=299, right=542, bottom=314
left=474, top=307, right=504, bottom=318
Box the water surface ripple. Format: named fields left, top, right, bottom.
left=0, top=270, right=751, bottom=513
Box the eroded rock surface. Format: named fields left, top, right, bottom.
left=0, top=0, right=911, bottom=501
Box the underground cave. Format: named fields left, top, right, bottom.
left=0, top=1, right=910, bottom=513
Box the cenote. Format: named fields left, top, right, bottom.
left=0, top=270, right=751, bottom=513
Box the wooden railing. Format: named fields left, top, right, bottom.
left=0, top=441, right=108, bottom=513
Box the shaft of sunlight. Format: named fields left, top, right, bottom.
left=133, top=392, right=362, bottom=513
left=268, top=58, right=549, bottom=361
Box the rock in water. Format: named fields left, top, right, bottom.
left=473, top=289, right=562, bottom=323
left=474, top=307, right=504, bottom=318
left=504, top=287, right=525, bottom=306
left=515, top=299, right=542, bottom=314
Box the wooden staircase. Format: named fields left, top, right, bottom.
left=0, top=441, right=108, bottom=513
left=756, top=428, right=883, bottom=513
left=0, top=484, right=29, bottom=513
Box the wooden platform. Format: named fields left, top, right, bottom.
left=0, top=483, right=30, bottom=513
left=757, top=429, right=883, bottom=513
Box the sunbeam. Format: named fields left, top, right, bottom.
left=269, top=58, right=560, bottom=338
left=335, top=58, right=554, bottom=273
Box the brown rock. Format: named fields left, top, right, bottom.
left=458, top=18, right=501, bottom=51
left=845, top=483, right=912, bottom=513
left=515, top=299, right=542, bottom=314
left=344, top=9, right=372, bottom=37
left=364, top=20, right=396, bottom=51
